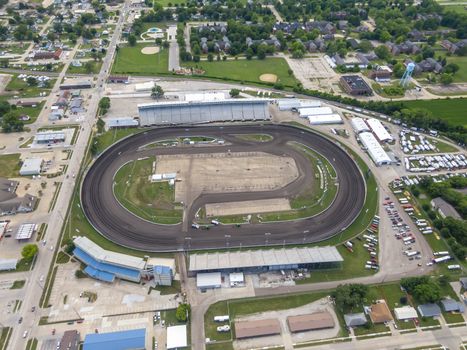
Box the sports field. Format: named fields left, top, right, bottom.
left=184, top=58, right=298, bottom=87
left=112, top=44, right=168, bottom=75
left=400, top=98, right=467, bottom=127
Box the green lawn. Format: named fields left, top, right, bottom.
left=10, top=280, right=25, bottom=289
left=113, top=157, right=183, bottom=224
left=112, top=44, right=168, bottom=75
left=155, top=0, right=189, bottom=6
left=0, top=153, right=21, bottom=178
left=67, top=61, right=103, bottom=74
left=442, top=4, right=467, bottom=14
left=4, top=75, right=55, bottom=98
left=151, top=280, right=181, bottom=295
left=446, top=56, right=467, bottom=83
left=6, top=101, right=45, bottom=124
left=95, top=128, right=140, bottom=154
left=0, top=327, right=12, bottom=350
left=184, top=58, right=298, bottom=87
left=399, top=98, right=467, bottom=127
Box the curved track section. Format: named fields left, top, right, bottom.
left=81, top=124, right=366, bottom=251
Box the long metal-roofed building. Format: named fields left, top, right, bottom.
left=73, top=236, right=146, bottom=283
left=189, top=246, right=343, bottom=275
left=83, top=328, right=145, bottom=350
left=358, top=132, right=392, bottom=166
left=138, top=98, right=271, bottom=126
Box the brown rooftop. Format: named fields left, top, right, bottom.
left=369, top=301, right=393, bottom=324
left=287, top=311, right=335, bottom=333
left=235, top=319, right=281, bottom=339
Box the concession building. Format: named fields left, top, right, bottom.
left=138, top=99, right=271, bottom=125
left=189, top=246, right=343, bottom=275
left=235, top=319, right=281, bottom=339
left=287, top=311, right=335, bottom=333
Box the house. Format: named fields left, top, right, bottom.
left=338, top=20, right=348, bottom=31
left=408, top=30, right=426, bottom=42
left=417, top=58, right=443, bottom=74
left=344, top=313, right=367, bottom=327
left=441, top=298, right=465, bottom=313
left=386, top=41, right=421, bottom=56
left=440, top=39, right=467, bottom=54
left=394, top=306, right=418, bottom=320
left=70, top=98, right=84, bottom=114
left=460, top=277, right=467, bottom=290
left=369, top=66, right=392, bottom=82
left=368, top=300, right=393, bottom=324
left=347, top=38, right=359, bottom=50
left=431, top=197, right=462, bottom=220
left=417, top=304, right=441, bottom=318
left=0, top=195, right=37, bottom=216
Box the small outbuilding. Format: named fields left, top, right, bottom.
left=196, top=272, right=222, bottom=289
left=229, top=272, right=244, bottom=287
left=19, top=158, right=42, bottom=176
left=166, top=325, right=187, bottom=349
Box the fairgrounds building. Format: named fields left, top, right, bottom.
left=137, top=99, right=271, bottom=126
left=188, top=246, right=343, bottom=276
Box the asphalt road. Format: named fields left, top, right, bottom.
left=81, top=124, right=366, bottom=252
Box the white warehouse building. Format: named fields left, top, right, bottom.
left=299, top=106, right=333, bottom=118
left=307, top=114, right=342, bottom=125
left=350, top=117, right=370, bottom=134
left=359, top=132, right=392, bottom=166
left=366, top=118, right=393, bottom=143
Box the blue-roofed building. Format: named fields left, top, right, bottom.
left=83, top=328, right=146, bottom=350
left=153, top=265, right=172, bottom=286
left=73, top=236, right=145, bottom=283
left=441, top=298, right=465, bottom=313
left=417, top=303, right=441, bottom=318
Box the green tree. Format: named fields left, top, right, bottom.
left=128, top=34, right=137, bottom=46
left=375, top=45, right=391, bottom=60
left=84, top=61, right=94, bottom=74
left=175, top=303, right=190, bottom=322
left=229, top=88, right=240, bottom=97
left=96, top=118, right=105, bottom=133
left=440, top=73, right=453, bottom=85
left=26, top=76, right=37, bottom=86
left=331, top=284, right=368, bottom=313
left=207, top=53, right=214, bottom=62
left=2, top=114, right=24, bottom=133
left=98, top=97, right=110, bottom=115
left=393, top=63, right=406, bottom=79
left=21, top=244, right=38, bottom=262
left=151, top=85, right=164, bottom=100
left=412, top=282, right=441, bottom=303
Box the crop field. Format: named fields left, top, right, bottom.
left=400, top=98, right=467, bottom=127
left=112, top=44, right=168, bottom=75
left=184, top=58, right=298, bottom=87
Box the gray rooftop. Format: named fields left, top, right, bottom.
left=0, top=178, right=18, bottom=202
left=344, top=313, right=367, bottom=327
left=441, top=298, right=465, bottom=312
left=417, top=303, right=441, bottom=317
left=431, top=197, right=462, bottom=220
left=189, top=246, right=343, bottom=272
left=138, top=99, right=271, bottom=126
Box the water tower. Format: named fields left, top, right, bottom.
left=400, top=62, right=415, bottom=88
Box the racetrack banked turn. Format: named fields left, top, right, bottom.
left=81, top=124, right=366, bottom=252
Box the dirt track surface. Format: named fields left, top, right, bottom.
left=81, top=124, right=366, bottom=252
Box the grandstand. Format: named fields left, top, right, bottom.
left=72, top=236, right=145, bottom=283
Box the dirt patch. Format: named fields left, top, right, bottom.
left=155, top=152, right=299, bottom=204
left=206, top=198, right=291, bottom=217
left=0, top=74, right=12, bottom=94
left=141, top=46, right=160, bottom=55
left=259, top=73, right=278, bottom=83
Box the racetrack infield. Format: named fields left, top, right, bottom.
left=81, top=124, right=366, bottom=252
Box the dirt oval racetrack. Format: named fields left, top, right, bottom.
left=81, top=124, right=366, bottom=252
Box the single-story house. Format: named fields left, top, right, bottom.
left=417, top=304, right=441, bottom=318
left=344, top=313, right=367, bottom=327
left=369, top=300, right=393, bottom=324
left=394, top=306, right=418, bottom=320
left=441, top=298, right=465, bottom=313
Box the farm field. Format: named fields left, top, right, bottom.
left=400, top=98, right=467, bottom=127
left=184, top=58, right=298, bottom=87
left=112, top=44, right=168, bottom=75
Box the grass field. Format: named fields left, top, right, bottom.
left=10, top=280, right=25, bottom=289
left=67, top=61, right=102, bottom=74
left=0, top=153, right=21, bottom=177
left=446, top=56, right=467, bottom=83
left=113, top=157, right=183, bottom=224
left=112, top=44, right=168, bottom=75
left=184, top=58, right=298, bottom=87
left=399, top=98, right=467, bottom=127
left=155, top=0, right=188, bottom=6
left=442, top=4, right=467, bottom=14
left=5, top=75, right=55, bottom=98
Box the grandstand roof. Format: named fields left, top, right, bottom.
left=138, top=99, right=271, bottom=125
left=189, top=246, right=343, bottom=272
left=73, top=236, right=145, bottom=270
left=83, top=328, right=145, bottom=350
